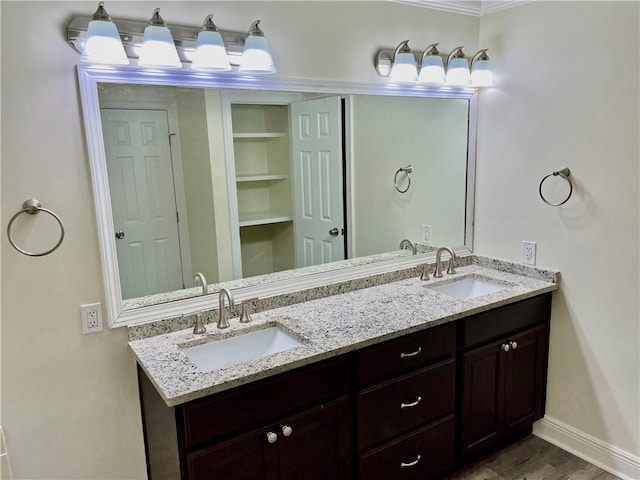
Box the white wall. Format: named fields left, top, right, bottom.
left=0, top=2, right=478, bottom=478
left=476, top=2, right=639, bottom=477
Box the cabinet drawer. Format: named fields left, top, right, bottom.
left=182, top=357, right=347, bottom=448
left=355, top=323, right=456, bottom=386
left=461, top=294, right=549, bottom=349
left=359, top=415, right=455, bottom=480
left=357, top=358, right=455, bottom=450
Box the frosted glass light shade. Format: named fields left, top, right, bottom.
left=82, top=19, right=129, bottom=65
left=418, top=55, right=445, bottom=84
left=239, top=35, right=275, bottom=74
left=471, top=58, right=494, bottom=86
left=446, top=57, right=470, bottom=86
left=139, top=25, right=181, bottom=68
left=192, top=31, right=231, bottom=71
left=390, top=52, right=418, bottom=82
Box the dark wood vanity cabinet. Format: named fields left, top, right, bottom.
left=139, top=357, right=351, bottom=480
left=138, top=293, right=552, bottom=480
left=355, top=323, right=457, bottom=480
left=186, top=397, right=350, bottom=480
left=459, top=295, right=551, bottom=462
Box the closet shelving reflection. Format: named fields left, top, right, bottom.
left=230, top=103, right=295, bottom=277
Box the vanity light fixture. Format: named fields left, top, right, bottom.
left=138, top=8, right=182, bottom=68
left=445, top=46, right=471, bottom=86
left=389, top=40, right=418, bottom=82
left=470, top=49, right=494, bottom=87
left=191, top=14, right=231, bottom=72
left=81, top=2, right=128, bottom=65
left=418, top=43, right=445, bottom=85
left=238, top=20, right=276, bottom=74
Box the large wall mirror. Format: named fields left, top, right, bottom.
left=78, top=66, right=476, bottom=327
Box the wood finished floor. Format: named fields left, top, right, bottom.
left=450, top=436, right=620, bottom=480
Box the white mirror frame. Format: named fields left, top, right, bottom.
left=77, top=65, right=477, bottom=328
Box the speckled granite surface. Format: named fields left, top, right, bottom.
left=129, top=261, right=558, bottom=407
left=123, top=249, right=413, bottom=310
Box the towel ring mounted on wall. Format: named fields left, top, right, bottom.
left=7, top=199, right=65, bottom=257
left=539, top=168, right=573, bottom=206
left=394, top=165, right=413, bottom=193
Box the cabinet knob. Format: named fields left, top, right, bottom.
left=400, top=396, right=422, bottom=409
left=510, top=341, right=518, bottom=350
left=281, top=425, right=293, bottom=437
left=501, top=343, right=510, bottom=352
left=266, top=432, right=278, bottom=444
left=400, top=454, right=421, bottom=468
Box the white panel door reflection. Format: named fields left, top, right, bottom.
left=290, top=97, right=344, bottom=267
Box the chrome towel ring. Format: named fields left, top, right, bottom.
left=539, top=168, right=573, bottom=206
left=7, top=199, right=65, bottom=257
left=394, top=165, right=413, bottom=193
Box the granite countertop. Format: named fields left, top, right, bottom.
left=129, top=263, right=558, bottom=407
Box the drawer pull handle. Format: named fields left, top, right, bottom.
left=400, top=347, right=422, bottom=359
left=400, top=396, right=422, bottom=409
left=266, top=432, right=278, bottom=444
left=281, top=425, right=293, bottom=437
left=501, top=343, right=510, bottom=352
left=510, top=341, right=518, bottom=350
left=401, top=455, right=421, bottom=468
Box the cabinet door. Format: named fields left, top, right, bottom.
left=502, top=325, right=546, bottom=432
left=277, top=397, right=351, bottom=480
left=186, top=427, right=278, bottom=480
left=459, top=338, right=504, bottom=459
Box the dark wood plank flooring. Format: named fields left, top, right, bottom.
left=450, top=436, right=620, bottom=480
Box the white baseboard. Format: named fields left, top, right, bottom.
left=533, top=416, right=640, bottom=480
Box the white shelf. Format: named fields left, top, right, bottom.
left=233, top=132, right=287, bottom=139
left=236, top=174, right=288, bottom=183
left=239, top=212, right=293, bottom=227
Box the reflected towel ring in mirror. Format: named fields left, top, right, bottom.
left=394, top=165, right=413, bottom=193
left=539, top=168, right=573, bottom=206
left=7, top=199, right=65, bottom=257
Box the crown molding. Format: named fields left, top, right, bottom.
left=391, top=0, right=530, bottom=16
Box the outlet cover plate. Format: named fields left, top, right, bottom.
left=81, top=303, right=103, bottom=334
left=522, top=241, right=537, bottom=266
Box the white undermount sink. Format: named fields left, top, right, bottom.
left=182, top=326, right=303, bottom=373
left=426, top=275, right=508, bottom=300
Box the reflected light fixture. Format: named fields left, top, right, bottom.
left=138, top=8, right=182, bottom=68
left=471, top=49, right=494, bottom=87
left=238, top=20, right=276, bottom=74
left=445, top=46, right=470, bottom=86
left=389, top=40, right=418, bottom=82
left=418, top=43, right=445, bottom=85
left=81, top=2, right=128, bottom=65
left=191, top=14, right=231, bottom=71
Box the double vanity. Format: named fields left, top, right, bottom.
left=129, top=256, right=558, bottom=480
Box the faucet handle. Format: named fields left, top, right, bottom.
left=193, top=312, right=206, bottom=334
left=239, top=302, right=253, bottom=323
left=420, top=264, right=430, bottom=281
left=446, top=255, right=457, bottom=275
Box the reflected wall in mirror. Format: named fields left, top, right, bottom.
left=78, top=67, right=476, bottom=326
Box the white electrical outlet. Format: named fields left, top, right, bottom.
left=81, top=303, right=103, bottom=334
left=422, top=225, right=432, bottom=244
left=522, top=241, right=537, bottom=266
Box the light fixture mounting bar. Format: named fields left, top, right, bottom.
left=67, top=15, right=247, bottom=65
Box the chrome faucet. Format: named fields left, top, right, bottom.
left=399, top=239, right=417, bottom=255
left=217, top=288, right=235, bottom=329
left=434, top=247, right=457, bottom=278
left=194, top=272, right=207, bottom=295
